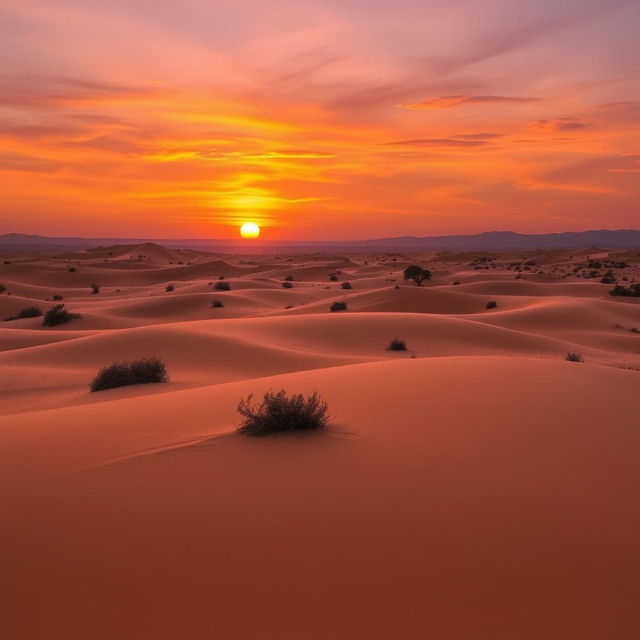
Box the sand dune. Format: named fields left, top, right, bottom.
left=2, top=357, right=639, bottom=639
left=1, top=245, right=639, bottom=638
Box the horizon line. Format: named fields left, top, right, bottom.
left=3, top=228, right=640, bottom=244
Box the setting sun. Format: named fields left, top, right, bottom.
left=240, top=222, right=260, bottom=239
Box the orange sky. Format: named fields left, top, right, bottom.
left=1, top=0, right=639, bottom=239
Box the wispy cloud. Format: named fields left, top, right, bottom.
left=454, top=133, right=504, bottom=140
left=399, top=95, right=540, bottom=110
left=0, top=75, right=158, bottom=107
left=386, top=138, right=489, bottom=148
left=528, top=117, right=592, bottom=132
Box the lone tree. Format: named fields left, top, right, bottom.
left=403, top=265, right=432, bottom=286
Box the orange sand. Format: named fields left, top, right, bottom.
left=1, top=244, right=639, bottom=638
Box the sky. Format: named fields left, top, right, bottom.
left=0, top=0, right=639, bottom=240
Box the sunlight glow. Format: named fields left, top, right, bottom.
left=240, top=222, right=260, bottom=239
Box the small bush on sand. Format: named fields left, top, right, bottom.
left=52, top=294, right=63, bottom=300
left=68, top=266, right=77, bottom=273
left=18, top=307, right=42, bottom=318
left=90, top=283, right=100, bottom=295
left=214, top=281, right=231, bottom=291
left=0, top=284, right=6, bottom=293
left=330, top=301, right=347, bottom=312
left=565, top=351, right=584, bottom=362
left=341, top=281, right=352, bottom=289
left=212, top=300, right=224, bottom=308
left=610, top=284, right=640, bottom=297
left=166, top=284, right=174, bottom=292
left=452, top=281, right=460, bottom=285
left=42, top=304, right=80, bottom=327
left=5, top=306, right=43, bottom=321
left=486, top=300, right=497, bottom=309
left=282, top=281, right=293, bottom=288
left=631, top=327, right=639, bottom=334
left=284, top=275, right=294, bottom=281
left=90, top=357, right=169, bottom=392
left=387, top=338, right=407, bottom=351
left=329, top=274, right=339, bottom=282
left=237, top=390, right=329, bottom=436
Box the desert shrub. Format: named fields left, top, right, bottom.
left=214, top=281, right=231, bottom=291
left=42, top=304, right=80, bottom=327
left=565, top=351, right=584, bottom=362
left=452, top=281, right=460, bottom=285
left=340, top=281, right=352, bottom=289
left=166, top=284, right=174, bottom=292
left=610, top=284, right=640, bottom=297
left=0, top=284, right=6, bottom=293
left=330, top=301, right=347, bottom=312
left=90, top=357, right=169, bottom=392
left=329, top=274, right=339, bottom=281
left=15, top=306, right=43, bottom=320
left=486, top=300, right=497, bottom=309
left=284, top=275, right=294, bottom=281
left=387, top=338, right=407, bottom=351
left=212, top=299, right=224, bottom=308
left=237, top=390, right=329, bottom=436
left=403, top=265, right=431, bottom=286
left=52, top=294, right=63, bottom=300
left=285, top=304, right=293, bottom=309
left=68, top=266, right=77, bottom=272
left=282, top=281, right=293, bottom=288
left=631, top=327, right=639, bottom=334
left=90, top=283, right=100, bottom=294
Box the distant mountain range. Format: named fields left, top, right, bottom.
left=1, top=229, right=639, bottom=252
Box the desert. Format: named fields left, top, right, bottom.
left=1, top=243, right=639, bottom=639
left=4, top=0, right=640, bottom=635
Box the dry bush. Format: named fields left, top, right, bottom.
left=237, top=390, right=329, bottom=436
left=90, top=357, right=169, bottom=392
left=43, top=304, right=80, bottom=327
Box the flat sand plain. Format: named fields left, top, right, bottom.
left=1, top=244, right=639, bottom=639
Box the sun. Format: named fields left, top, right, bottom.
left=239, top=222, right=260, bottom=239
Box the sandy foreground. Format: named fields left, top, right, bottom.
left=1, top=244, right=639, bottom=639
